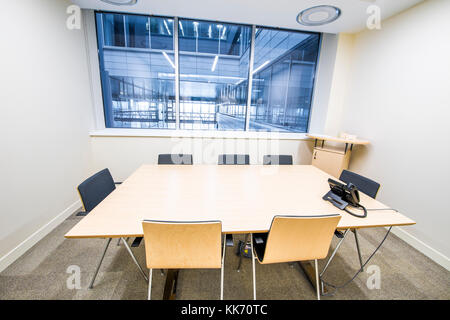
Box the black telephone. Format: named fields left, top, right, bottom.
left=323, top=178, right=367, bottom=218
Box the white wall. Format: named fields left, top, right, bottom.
left=0, top=0, right=94, bottom=271
left=332, top=0, right=450, bottom=266
left=90, top=136, right=314, bottom=181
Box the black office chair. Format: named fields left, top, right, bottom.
left=217, top=154, right=250, bottom=255
left=218, top=154, right=250, bottom=268
left=335, top=169, right=381, bottom=272
left=263, top=155, right=293, bottom=165
left=77, top=168, right=118, bottom=215
left=218, top=154, right=250, bottom=165
left=76, top=168, right=148, bottom=288
left=131, top=155, right=193, bottom=249
left=158, top=154, right=193, bottom=165
left=130, top=154, right=193, bottom=249
left=339, top=170, right=380, bottom=199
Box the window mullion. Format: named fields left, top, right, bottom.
left=245, top=25, right=256, bottom=132
left=174, top=17, right=180, bottom=130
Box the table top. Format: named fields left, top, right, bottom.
left=65, top=165, right=415, bottom=238
left=307, top=133, right=370, bottom=145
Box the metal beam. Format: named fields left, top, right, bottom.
left=244, top=25, right=256, bottom=131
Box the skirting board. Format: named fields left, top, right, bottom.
left=0, top=200, right=82, bottom=273
left=390, top=226, right=450, bottom=271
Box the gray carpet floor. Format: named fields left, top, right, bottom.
left=0, top=211, right=448, bottom=300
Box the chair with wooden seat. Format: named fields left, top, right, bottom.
left=263, top=154, right=293, bottom=165
left=336, top=170, right=381, bottom=271
left=77, top=168, right=148, bottom=288
left=158, top=154, right=193, bottom=165
left=250, top=214, right=341, bottom=300
left=142, top=220, right=225, bottom=300
left=218, top=154, right=250, bottom=165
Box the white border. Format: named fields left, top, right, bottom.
left=0, top=200, right=82, bottom=273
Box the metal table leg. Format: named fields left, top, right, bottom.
left=319, top=229, right=350, bottom=294
left=120, top=237, right=148, bottom=282
left=89, top=238, right=112, bottom=289
left=353, top=229, right=364, bottom=272
left=298, top=229, right=350, bottom=295
left=163, top=269, right=179, bottom=300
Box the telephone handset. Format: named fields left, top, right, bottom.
left=323, top=178, right=367, bottom=218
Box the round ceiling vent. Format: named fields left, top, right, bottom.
left=100, top=0, right=138, bottom=6
left=297, top=5, right=341, bottom=26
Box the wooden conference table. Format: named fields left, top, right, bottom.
left=65, top=165, right=415, bottom=298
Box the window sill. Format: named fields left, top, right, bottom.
left=89, top=129, right=310, bottom=140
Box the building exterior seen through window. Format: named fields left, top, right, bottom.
left=96, top=12, right=320, bottom=132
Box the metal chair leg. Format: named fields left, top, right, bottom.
left=221, top=234, right=226, bottom=300
left=250, top=234, right=256, bottom=300
left=148, top=269, right=153, bottom=300
left=353, top=229, right=364, bottom=272
left=314, top=259, right=320, bottom=300
left=116, top=238, right=121, bottom=246
left=89, top=238, right=112, bottom=289
left=120, top=237, right=148, bottom=282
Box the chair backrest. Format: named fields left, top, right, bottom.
left=218, top=154, right=250, bottom=165
left=263, top=155, right=293, bottom=165
left=142, top=220, right=222, bottom=269
left=339, top=170, right=380, bottom=199
left=158, top=154, right=193, bottom=165
left=77, top=169, right=116, bottom=212
left=260, top=215, right=341, bottom=264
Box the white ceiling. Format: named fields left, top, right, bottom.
left=71, top=0, right=423, bottom=34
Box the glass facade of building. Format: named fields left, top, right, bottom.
left=96, top=12, right=320, bottom=132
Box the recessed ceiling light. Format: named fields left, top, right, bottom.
left=100, top=0, right=138, bottom=6
left=297, top=5, right=341, bottom=26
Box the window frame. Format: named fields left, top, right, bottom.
left=90, top=10, right=324, bottom=139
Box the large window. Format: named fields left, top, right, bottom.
left=250, top=28, right=320, bottom=132
left=96, top=12, right=320, bottom=133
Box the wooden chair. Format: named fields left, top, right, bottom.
left=251, top=214, right=341, bottom=300
left=142, top=220, right=225, bottom=300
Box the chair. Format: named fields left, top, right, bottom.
left=218, top=154, right=250, bottom=257
left=158, top=154, right=193, bottom=165
left=263, top=155, right=293, bottom=165
left=77, top=168, right=118, bottom=214
left=251, top=214, right=341, bottom=300
left=142, top=220, right=225, bottom=300
left=339, top=170, right=380, bottom=199
left=77, top=169, right=148, bottom=288
left=334, top=170, right=381, bottom=273
left=131, top=154, right=193, bottom=248
left=134, top=154, right=193, bottom=248
left=218, top=154, right=250, bottom=165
